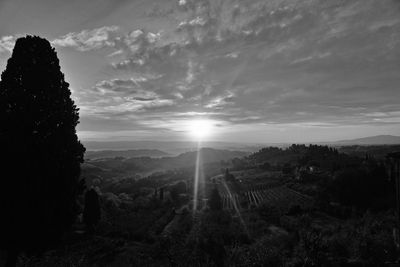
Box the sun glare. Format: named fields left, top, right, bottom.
left=188, top=119, right=213, bottom=141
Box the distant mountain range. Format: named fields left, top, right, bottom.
left=83, top=140, right=262, bottom=155
left=85, top=149, right=170, bottom=160
left=331, top=135, right=400, bottom=145
left=82, top=135, right=400, bottom=154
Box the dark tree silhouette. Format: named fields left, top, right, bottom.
left=0, top=36, right=85, bottom=266
left=160, top=187, right=164, bottom=200
left=209, top=187, right=223, bottom=211
left=83, top=189, right=101, bottom=233
left=224, top=168, right=235, bottom=181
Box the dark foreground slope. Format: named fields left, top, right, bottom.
left=4, top=144, right=398, bottom=266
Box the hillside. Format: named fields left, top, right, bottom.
left=83, top=147, right=250, bottom=177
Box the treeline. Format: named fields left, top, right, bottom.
left=339, top=144, right=400, bottom=159
left=230, top=144, right=356, bottom=171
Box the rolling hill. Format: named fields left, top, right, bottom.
left=332, top=135, right=400, bottom=145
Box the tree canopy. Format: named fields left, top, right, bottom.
left=0, top=36, right=85, bottom=257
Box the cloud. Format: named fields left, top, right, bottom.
left=51, top=26, right=120, bottom=51
left=95, top=0, right=400, bottom=133
left=78, top=75, right=177, bottom=119
left=93, top=76, right=160, bottom=100
left=3, top=0, right=400, bottom=141
left=0, top=35, right=17, bottom=53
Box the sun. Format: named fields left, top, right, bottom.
left=188, top=119, right=213, bottom=141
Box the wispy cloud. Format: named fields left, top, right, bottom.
left=51, top=26, right=120, bottom=51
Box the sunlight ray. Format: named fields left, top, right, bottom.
left=192, top=141, right=201, bottom=214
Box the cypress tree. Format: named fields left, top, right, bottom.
left=0, top=36, right=85, bottom=265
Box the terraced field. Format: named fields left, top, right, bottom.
left=220, top=185, right=313, bottom=211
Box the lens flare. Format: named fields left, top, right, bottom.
left=192, top=142, right=201, bottom=214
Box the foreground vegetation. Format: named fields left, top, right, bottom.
left=4, top=144, right=398, bottom=266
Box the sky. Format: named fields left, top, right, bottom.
left=0, top=0, right=400, bottom=143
